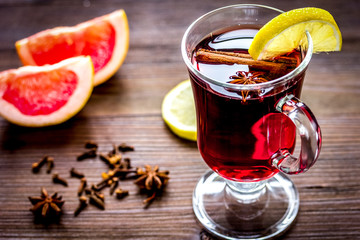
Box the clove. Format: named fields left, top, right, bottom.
left=115, top=188, right=129, bottom=199
left=95, top=169, right=136, bottom=189
left=85, top=140, right=98, bottom=149
left=32, top=156, right=49, bottom=173
left=52, top=173, right=68, bottom=187
left=46, top=157, right=54, bottom=174
left=109, top=144, right=118, bottom=155
left=91, top=183, right=107, bottom=192
left=70, top=168, right=85, bottom=179
left=109, top=177, right=119, bottom=195
left=89, top=193, right=105, bottom=210
left=77, top=178, right=87, bottom=196
left=118, top=143, right=134, bottom=152
left=94, top=191, right=105, bottom=202
left=123, top=158, right=132, bottom=169
left=74, top=196, right=88, bottom=216
left=99, top=154, right=111, bottom=165
left=84, top=188, right=92, bottom=195
left=77, top=148, right=97, bottom=161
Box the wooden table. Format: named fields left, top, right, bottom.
left=0, top=0, right=359, bottom=239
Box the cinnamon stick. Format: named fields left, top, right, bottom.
left=195, top=49, right=296, bottom=72
left=205, top=50, right=297, bottom=65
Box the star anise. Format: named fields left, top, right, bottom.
left=229, top=71, right=268, bottom=84
left=28, top=187, right=64, bottom=221
left=228, top=71, right=269, bottom=101
left=134, top=165, right=170, bottom=204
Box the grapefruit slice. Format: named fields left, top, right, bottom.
left=15, top=9, right=129, bottom=86
left=0, top=56, right=94, bottom=127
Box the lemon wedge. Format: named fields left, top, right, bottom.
left=249, top=7, right=342, bottom=60
left=162, top=80, right=196, bottom=141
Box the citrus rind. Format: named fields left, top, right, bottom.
left=15, top=9, right=129, bottom=86
left=91, top=9, right=129, bottom=86
left=0, top=56, right=94, bottom=127
left=249, top=7, right=342, bottom=60
left=162, top=80, right=197, bottom=141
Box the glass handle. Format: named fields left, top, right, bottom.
left=271, top=94, right=322, bottom=174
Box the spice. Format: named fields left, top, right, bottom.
left=134, top=165, right=170, bottom=204
left=84, top=188, right=92, bottom=195
left=118, top=143, right=134, bottom=152
left=115, top=188, right=129, bottom=199
left=95, top=155, right=135, bottom=190
left=70, top=168, right=85, bottom=179
left=109, top=144, right=118, bottom=155
left=28, top=142, right=171, bottom=221
left=85, top=140, right=98, bottom=149
left=143, top=192, right=157, bottom=204
left=109, top=177, right=119, bottom=195
left=94, top=191, right=105, bottom=202
left=229, top=71, right=269, bottom=84
left=228, top=71, right=269, bottom=101
left=74, top=196, right=88, bottom=217
left=99, top=152, right=122, bottom=167
left=99, top=144, right=123, bottom=168
left=46, top=157, right=55, bottom=174
left=124, top=158, right=131, bottom=169
left=89, top=192, right=105, bottom=210
left=77, top=178, right=87, bottom=196
left=28, top=187, right=64, bottom=220
left=195, top=48, right=295, bottom=72
left=77, top=148, right=97, bottom=161
left=52, top=173, right=68, bottom=187
left=91, top=183, right=107, bottom=192
left=135, top=165, right=169, bottom=190
left=31, top=156, right=49, bottom=173
left=99, top=154, right=111, bottom=165
left=95, top=168, right=136, bottom=191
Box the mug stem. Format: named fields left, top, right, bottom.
left=193, top=170, right=300, bottom=239
left=224, top=179, right=268, bottom=220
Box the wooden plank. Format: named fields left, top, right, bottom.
left=0, top=0, right=359, bottom=239
left=0, top=115, right=360, bottom=239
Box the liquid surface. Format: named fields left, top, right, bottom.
left=193, top=28, right=300, bottom=86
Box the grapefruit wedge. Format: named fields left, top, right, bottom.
left=15, top=9, right=129, bottom=86
left=0, top=56, right=94, bottom=127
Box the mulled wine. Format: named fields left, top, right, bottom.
left=183, top=5, right=323, bottom=238
left=190, top=27, right=304, bottom=182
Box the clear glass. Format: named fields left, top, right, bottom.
left=181, top=4, right=322, bottom=239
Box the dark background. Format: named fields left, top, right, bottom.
left=0, top=0, right=359, bottom=239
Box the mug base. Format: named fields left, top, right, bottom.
left=193, top=170, right=299, bottom=239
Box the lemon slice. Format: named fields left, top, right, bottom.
left=162, top=80, right=196, bottom=141
left=249, top=7, right=342, bottom=60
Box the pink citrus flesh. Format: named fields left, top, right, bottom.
left=16, top=9, right=129, bottom=86
left=0, top=56, right=94, bottom=127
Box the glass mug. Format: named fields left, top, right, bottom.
left=181, top=4, right=321, bottom=239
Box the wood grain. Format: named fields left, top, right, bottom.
left=0, top=0, right=359, bottom=239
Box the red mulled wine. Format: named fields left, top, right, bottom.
left=190, top=27, right=304, bottom=182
